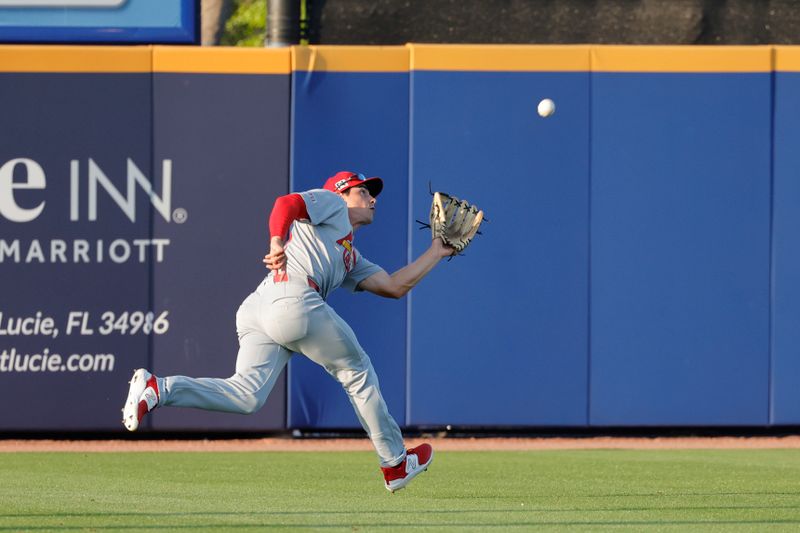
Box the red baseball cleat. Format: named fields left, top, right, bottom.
left=122, top=368, right=160, bottom=431
left=381, top=443, right=434, bottom=493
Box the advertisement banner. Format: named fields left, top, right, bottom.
left=149, top=71, right=290, bottom=431
left=0, top=69, right=154, bottom=430
left=0, top=47, right=291, bottom=432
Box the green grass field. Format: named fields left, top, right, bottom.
left=2, top=449, right=800, bottom=531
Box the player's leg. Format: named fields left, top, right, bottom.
left=160, top=292, right=291, bottom=413
left=122, top=292, right=291, bottom=431
left=289, top=303, right=433, bottom=491
left=288, top=302, right=406, bottom=467
left=160, top=331, right=290, bottom=414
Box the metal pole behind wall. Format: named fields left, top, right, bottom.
left=266, top=0, right=301, bottom=47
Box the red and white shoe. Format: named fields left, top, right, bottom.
left=381, top=443, right=434, bottom=493
left=122, top=368, right=159, bottom=431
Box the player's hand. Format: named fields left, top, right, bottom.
left=432, top=236, right=457, bottom=258
left=263, top=236, right=287, bottom=272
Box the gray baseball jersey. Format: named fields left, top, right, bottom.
left=275, top=188, right=382, bottom=299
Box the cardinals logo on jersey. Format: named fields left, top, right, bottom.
left=337, top=232, right=356, bottom=272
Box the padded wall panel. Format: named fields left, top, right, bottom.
left=149, top=48, right=291, bottom=431
left=590, top=47, right=772, bottom=425
left=0, top=47, right=152, bottom=430
left=289, top=47, right=410, bottom=429
left=771, top=47, right=800, bottom=424
left=407, top=45, right=591, bottom=426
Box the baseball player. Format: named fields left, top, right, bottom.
left=123, top=171, right=456, bottom=492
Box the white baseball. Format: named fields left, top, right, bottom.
left=537, top=98, right=555, bottom=118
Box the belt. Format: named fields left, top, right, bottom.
left=273, top=271, right=320, bottom=294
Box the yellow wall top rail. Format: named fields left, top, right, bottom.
left=2, top=44, right=800, bottom=74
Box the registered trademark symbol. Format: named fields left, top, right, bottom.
left=172, top=208, right=188, bottom=224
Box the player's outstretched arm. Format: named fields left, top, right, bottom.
left=358, top=238, right=455, bottom=299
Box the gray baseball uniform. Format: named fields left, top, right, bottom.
left=158, top=189, right=406, bottom=467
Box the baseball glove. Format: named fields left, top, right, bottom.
left=429, top=191, right=484, bottom=254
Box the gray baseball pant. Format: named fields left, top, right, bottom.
left=159, top=278, right=407, bottom=468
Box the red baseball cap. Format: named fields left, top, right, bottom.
left=323, top=171, right=383, bottom=198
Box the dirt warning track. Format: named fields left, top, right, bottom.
left=2, top=436, right=800, bottom=452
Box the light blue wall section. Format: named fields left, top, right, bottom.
left=0, top=0, right=195, bottom=42
left=590, top=73, right=772, bottom=425
left=0, top=0, right=182, bottom=27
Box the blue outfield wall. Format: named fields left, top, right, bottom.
left=289, top=47, right=410, bottom=429
left=771, top=48, right=800, bottom=425
left=590, top=72, right=771, bottom=425
left=3, top=45, right=800, bottom=432
left=407, top=65, right=590, bottom=426
left=287, top=45, right=790, bottom=430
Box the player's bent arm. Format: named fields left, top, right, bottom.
left=269, top=194, right=309, bottom=239
left=359, top=238, right=454, bottom=299
left=263, top=194, right=308, bottom=272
